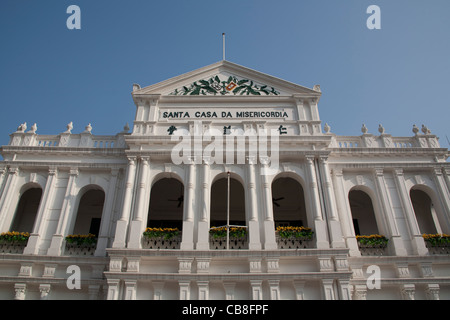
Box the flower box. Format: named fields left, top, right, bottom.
left=423, top=234, right=450, bottom=254
left=209, top=227, right=248, bottom=249
left=0, top=232, right=29, bottom=254
left=422, top=234, right=450, bottom=247
left=276, top=226, right=314, bottom=240
left=143, top=227, right=180, bottom=240
left=65, top=234, right=97, bottom=245
left=209, top=226, right=247, bottom=239
left=0, top=231, right=30, bottom=243
left=275, top=226, right=314, bottom=249
left=64, top=234, right=97, bottom=256
left=142, top=228, right=181, bottom=249
left=356, top=234, right=389, bottom=248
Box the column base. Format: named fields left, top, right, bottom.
left=47, top=234, right=64, bottom=256
left=411, top=234, right=428, bottom=256
left=112, top=220, right=128, bottom=248
left=196, top=220, right=210, bottom=250
left=262, top=220, right=276, bottom=250
left=180, top=220, right=194, bottom=250
left=314, top=220, right=330, bottom=249
left=128, top=220, right=144, bottom=249
left=23, top=233, right=40, bottom=255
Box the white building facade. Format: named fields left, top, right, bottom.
left=0, top=61, right=449, bottom=300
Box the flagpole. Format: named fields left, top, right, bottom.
left=227, top=171, right=230, bottom=250
left=222, top=33, right=226, bottom=61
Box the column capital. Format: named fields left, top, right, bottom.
left=48, top=167, right=58, bottom=176
left=305, top=155, right=315, bottom=162
left=127, top=156, right=137, bottom=165
left=318, top=155, right=329, bottom=163
left=140, top=156, right=150, bottom=164
left=8, top=167, right=19, bottom=175
left=69, top=168, right=79, bottom=177
left=247, top=155, right=257, bottom=165
left=393, top=168, right=404, bottom=176
left=331, top=168, right=344, bottom=177
left=432, top=167, right=443, bottom=176
left=374, top=167, right=384, bottom=177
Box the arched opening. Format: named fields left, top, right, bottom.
left=72, top=188, right=105, bottom=236
left=11, top=187, right=42, bottom=233
left=271, top=177, right=308, bottom=228
left=410, top=189, right=439, bottom=234
left=348, top=189, right=379, bottom=236
left=147, top=178, right=184, bottom=230
left=210, top=177, right=246, bottom=227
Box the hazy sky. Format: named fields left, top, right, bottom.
left=0, top=0, right=449, bottom=148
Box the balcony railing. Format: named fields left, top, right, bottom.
left=276, top=235, right=314, bottom=249
left=142, top=235, right=182, bottom=249
left=0, top=241, right=27, bottom=254
left=209, top=236, right=248, bottom=250
left=65, top=242, right=96, bottom=256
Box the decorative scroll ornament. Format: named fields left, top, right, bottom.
left=169, top=75, right=280, bottom=96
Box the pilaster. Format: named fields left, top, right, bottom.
left=47, top=168, right=79, bottom=256
left=248, top=156, right=262, bottom=250
left=0, top=167, right=19, bottom=231
left=197, top=158, right=211, bottom=250
left=374, top=168, right=410, bottom=256
left=305, top=156, right=328, bottom=249
left=95, top=168, right=119, bottom=256
left=181, top=159, right=196, bottom=250
left=393, top=168, right=427, bottom=255
left=113, top=157, right=137, bottom=248
left=318, top=156, right=345, bottom=248
left=432, top=167, right=450, bottom=229
left=128, top=157, right=150, bottom=249
left=24, top=167, right=58, bottom=255
left=331, top=168, right=360, bottom=256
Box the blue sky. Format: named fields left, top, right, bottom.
left=0, top=0, right=449, bottom=149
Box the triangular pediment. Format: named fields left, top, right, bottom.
left=132, top=60, right=321, bottom=98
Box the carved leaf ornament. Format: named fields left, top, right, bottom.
left=170, top=75, right=280, bottom=96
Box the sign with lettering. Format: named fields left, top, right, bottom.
left=159, top=108, right=293, bottom=120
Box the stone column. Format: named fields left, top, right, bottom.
left=305, top=156, right=328, bottom=248
left=223, top=282, right=236, bottom=300
left=248, top=156, right=262, bottom=250
left=321, top=279, right=335, bottom=300
left=392, top=168, right=426, bottom=255
left=373, top=168, right=409, bottom=256
left=106, top=279, right=121, bottom=300
left=197, top=158, right=211, bottom=250
left=179, top=280, right=191, bottom=300
left=197, top=157, right=211, bottom=250
left=0, top=167, right=19, bottom=231
left=197, top=281, right=209, bottom=300
left=250, top=280, right=263, bottom=300
left=432, top=167, right=450, bottom=230
left=124, top=280, right=137, bottom=300
left=95, top=169, right=119, bottom=256
left=39, top=284, right=51, bottom=300
left=318, top=157, right=345, bottom=248
left=128, top=157, right=150, bottom=249
left=112, top=157, right=137, bottom=248
left=268, top=280, right=280, bottom=300
left=14, top=283, right=26, bottom=300
left=47, top=168, right=79, bottom=256
left=181, top=159, right=196, bottom=250
left=331, top=169, right=360, bottom=256
left=24, top=167, right=58, bottom=255
left=152, top=281, right=165, bottom=300
left=293, top=280, right=305, bottom=300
